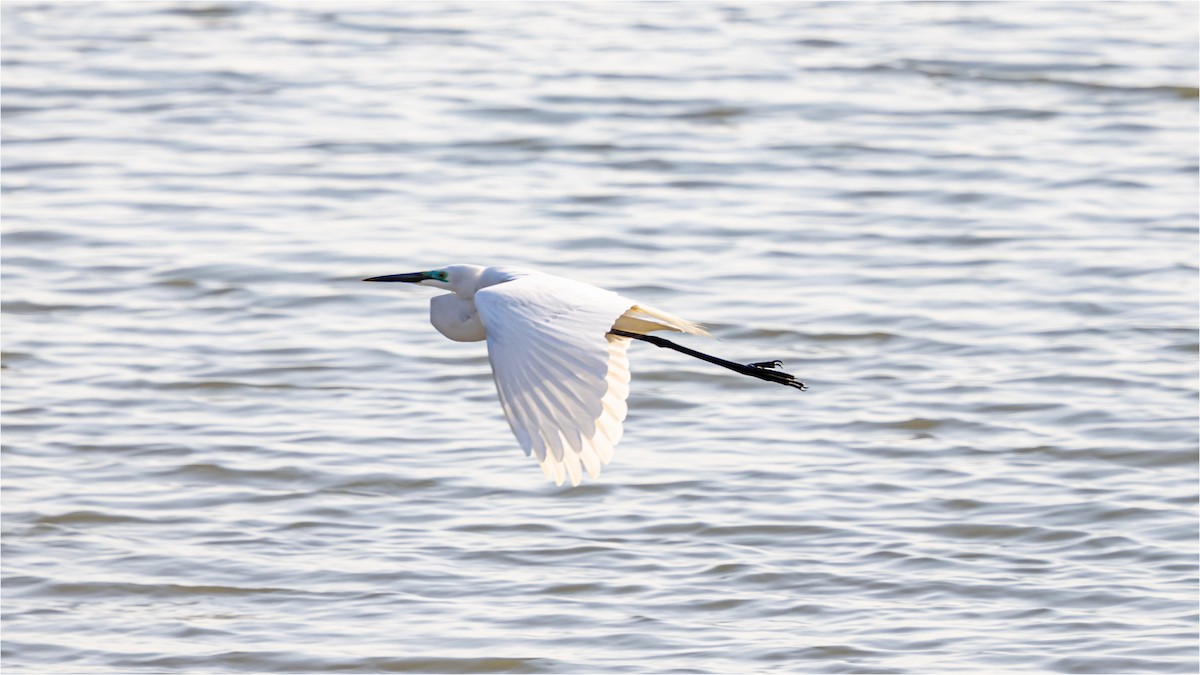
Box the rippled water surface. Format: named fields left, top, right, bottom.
left=3, top=2, right=1198, bottom=673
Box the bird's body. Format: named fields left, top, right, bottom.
left=365, top=264, right=803, bottom=486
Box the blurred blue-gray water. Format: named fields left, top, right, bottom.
left=2, top=2, right=1197, bottom=673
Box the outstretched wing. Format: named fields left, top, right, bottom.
left=474, top=273, right=633, bottom=486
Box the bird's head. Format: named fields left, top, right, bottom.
left=363, top=264, right=487, bottom=298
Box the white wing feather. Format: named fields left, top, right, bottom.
left=474, top=273, right=634, bottom=486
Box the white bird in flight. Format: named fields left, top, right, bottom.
left=364, top=265, right=805, bottom=486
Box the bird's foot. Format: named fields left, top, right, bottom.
left=745, top=359, right=807, bottom=391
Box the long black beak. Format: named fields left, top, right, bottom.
left=363, top=272, right=426, bottom=283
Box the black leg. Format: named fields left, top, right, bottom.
left=608, top=329, right=807, bottom=391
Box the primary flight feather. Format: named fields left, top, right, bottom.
left=364, top=264, right=804, bottom=486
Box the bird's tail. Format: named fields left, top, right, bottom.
left=613, top=304, right=710, bottom=337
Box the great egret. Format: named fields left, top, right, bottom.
left=364, top=264, right=805, bottom=486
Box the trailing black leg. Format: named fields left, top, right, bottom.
left=608, top=329, right=807, bottom=391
